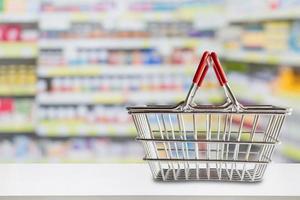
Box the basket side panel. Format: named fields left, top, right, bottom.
left=147, top=160, right=268, bottom=182
left=132, top=112, right=285, bottom=182
left=132, top=113, right=157, bottom=160
left=258, top=114, right=287, bottom=162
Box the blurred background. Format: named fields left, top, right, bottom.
left=0, top=0, right=299, bottom=163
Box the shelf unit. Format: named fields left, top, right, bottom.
left=222, top=2, right=300, bottom=162
left=0, top=0, right=299, bottom=163
left=0, top=0, right=38, bottom=137
left=0, top=0, right=42, bottom=162
left=32, top=0, right=224, bottom=163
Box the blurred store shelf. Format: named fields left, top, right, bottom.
left=0, top=0, right=299, bottom=163
left=37, top=91, right=186, bottom=105
left=37, top=65, right=195, bottom=77
left=0, top=42, right=38, bottom=58
left=40, top=12, right=202, bottom=23
left=39, top=38, right=218, bottom=49
left=0, top=123, right=34, bottom=133
left=222, top=51, right=300, bottom=66
left=0, top=86, right=36, bottom=96
left=37, top=122, right=135, bottom=137
left=281, top=144, right=300, bottom=162
left=0, top=14, right=37, bottom=23
left=228, top=9, right=300, bottom=23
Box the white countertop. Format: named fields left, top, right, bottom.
left=0, top=164, right=299, bottom=199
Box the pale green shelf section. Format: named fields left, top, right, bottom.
left=0, top=42, right=37, bottom=58
left=282, top=145, right=300, bottom=161
left=222, top=51, right=300, bottom=66
left=37, top=121, right=136, bottom=137
left=37, top=65, right=195, bottom=77
left=0, top=86, right=36, bottom=96
left=0, top=123, right=34, bottom=133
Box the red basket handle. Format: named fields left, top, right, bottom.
left=192, top=51, right=209, bottom=86
left=211, top=52, right=228, bottom=86
left=192, top=51, right=228, bottom=87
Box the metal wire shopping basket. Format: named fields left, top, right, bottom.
left=127, top=51, right=291, bottom=182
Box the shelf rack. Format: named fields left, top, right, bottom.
left=0, top=4, right=38, bottom=135
left=0, top=0, right=299, bottom=163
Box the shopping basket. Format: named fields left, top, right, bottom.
left=127, top=51, right=291, bottom=182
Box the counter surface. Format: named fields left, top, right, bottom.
left=0, top=163, right=299, bottom=198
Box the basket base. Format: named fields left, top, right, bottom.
left=154, top=168, right=262, bottom=182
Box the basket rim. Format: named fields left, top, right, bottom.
left=136, top=137, right=279, bottom=145
left=127, top=103, right=291, bottom=115
left=143, top=157, right=271, bottom=164
left=127, top=105, right=292, bottom=115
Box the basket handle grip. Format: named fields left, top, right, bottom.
left=192, top=51, right=209, bottom=86
left=211, top=52, right=228, bottom=86
left=193, top=51, right=228, bottom=87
